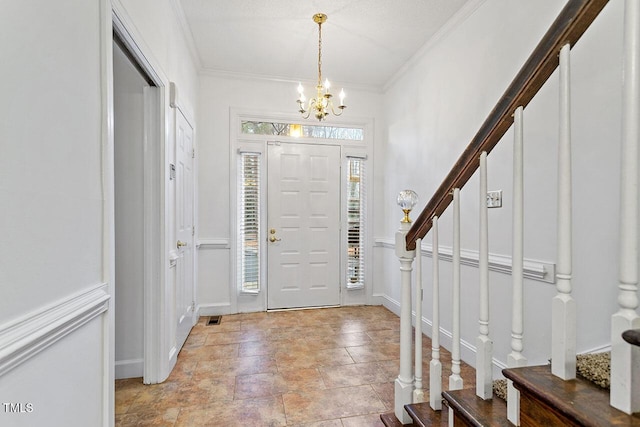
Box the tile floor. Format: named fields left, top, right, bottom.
left=115, top=305, right=475, bottom=426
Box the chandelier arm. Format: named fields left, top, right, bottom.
left=298, top=99, right=313, bottom=119
left=329, top=102, right=344, bottom=117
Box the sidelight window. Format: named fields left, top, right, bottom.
left=346, top=157, right=366, bottom=289
left=238, top=152, right=261, bottom=293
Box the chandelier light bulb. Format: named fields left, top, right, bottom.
left=339, top=89, right=346, bottom=106
left=324, top=78, right=331, bottom=90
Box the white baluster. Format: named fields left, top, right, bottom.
left=448, top=189, right=463, bottom=427
left=395, top=220, right=415, bottom=423
left=449, top=188, right=463, bottom=391
left=430, top=216, right=442, bottom=411
left=477, top=151, right=493, bottom=399
left=552, top=43, right=577, bottom=381
left=611, top=0, right=640, bottom=414
left=507, top=106, right=527, bottom=426
left=414, top=238, right=425, bottom=403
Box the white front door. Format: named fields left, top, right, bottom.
left=267, top=142, right=341, bottom=309
left=175, top=110, right=195, bottom=349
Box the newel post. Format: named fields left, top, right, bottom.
left=395, top=190, right=418, bottom=424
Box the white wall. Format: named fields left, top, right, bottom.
left=113, top=41, right=147, bottom=379
left=196, top=74, right=384, bottom=314
left=379, top=0, right=624, bottom=372
left=0, top=0, right=199, bottom=425
left=0, top=1, right=110, bottom=426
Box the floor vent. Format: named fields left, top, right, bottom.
left=207, top=315, right=221, bottom=326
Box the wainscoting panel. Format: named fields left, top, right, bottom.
left=0, top=283, right=110, bottom=377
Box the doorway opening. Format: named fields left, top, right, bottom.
left=112, top=32, right=157, bottom=381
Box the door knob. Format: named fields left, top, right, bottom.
left=269, top=235, right=281, bottom=243
left=177, top=240, right=187, bottom=248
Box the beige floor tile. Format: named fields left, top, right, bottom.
left=346, top=342, right=400, bottom=363
left=235, top=368, right=325, bottom=400
left=282, top=385, right=386, bottom=425
left=115, top=306, right=475, bottom=427
left=289, top=419, right=343, bottom=427
left=193, top=355, right=277, bottom=379
left=115, top=407, right=180, bottom=427
left=175, top=397, right=286, bottom=427
left=320, top=362, right=397, bottom=388
left=341, top=413, right=386, bottom=427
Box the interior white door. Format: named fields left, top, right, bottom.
left=175, top=110, right=195, bottom=350
left=267, top=142, right=341, bottom=309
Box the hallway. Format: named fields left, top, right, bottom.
left=115, top=306, right=475, bottom=426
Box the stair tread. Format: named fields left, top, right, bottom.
left=442, top=388, right=510, bottom=427
left=503, top=364, right=640, bottom=426
left=405, top=402, right=447, bottom=427
left=380, top=411, right=411, bottom=427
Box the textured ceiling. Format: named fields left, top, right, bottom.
left=177, top=0, right=472, bottom=90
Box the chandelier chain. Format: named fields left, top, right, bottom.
left=317, top=20, right=323, bottom=86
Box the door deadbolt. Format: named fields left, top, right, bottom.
left=268, top=228, right=281, bottom=242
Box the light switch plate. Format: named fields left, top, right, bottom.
left=487, top=190, right=502, bottom=208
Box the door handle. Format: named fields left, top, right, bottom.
left=269, top=228, right=281, bottom=243
left=177, top=240, right=187, bottom=248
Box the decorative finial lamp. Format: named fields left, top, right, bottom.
left=397, top=190, right=418, bottom=223
left=296, top=13, right=346, bottom=121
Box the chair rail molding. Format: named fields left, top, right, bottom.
left=374, top=238, right=555, bottom=284
left=197, top=238, right=230, bottom=249
left=0, top=283, right=110, bottom=377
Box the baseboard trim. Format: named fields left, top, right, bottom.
left=115, top=358, right=144, bottom=379
left=381, top=294, right=507, bottom=375
left=0, top=283, right=110, bottom=377
left=582, top=344, right=611, bottom=354
left=196, top=302, right=233, bottom=317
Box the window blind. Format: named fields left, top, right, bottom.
left=346, top=158, right=366, bottom=290
left=238, top=152, right=260, bottom=293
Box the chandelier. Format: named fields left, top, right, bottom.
left=296, top=13, right=346, bottom=121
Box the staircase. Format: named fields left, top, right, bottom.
left=382, top=0, right=640, bottom=425
left=383, top=363, right=640, bottom=426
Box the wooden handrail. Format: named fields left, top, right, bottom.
left=405, top=0, right=609, bottom=250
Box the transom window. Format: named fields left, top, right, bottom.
left=241, top=120, right=364, bottom=141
